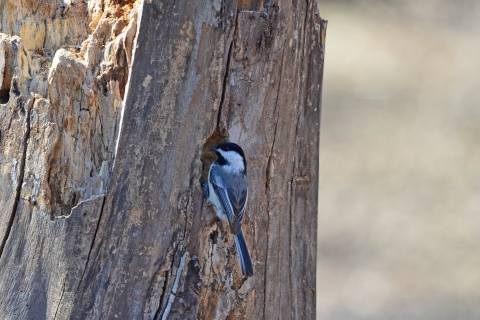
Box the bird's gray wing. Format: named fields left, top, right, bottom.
left=227, top=187, right=248, bottom=226
left=210, top=175, right=248, bottom=234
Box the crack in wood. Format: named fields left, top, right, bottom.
left=53, top=277, right=67, bottom=320
left=216, top=6, right=240, bottom=130
left=265, top=44, right=285, bottom=191
left=261, top=6, right=287, bottom=316
left=217, top=40, right=234, bottom=129
left=155, top=243, right=185, bottom=320
left=155, top=259, right=174, bottom=319
left=75, top=195, right=106, bottom=295
left=155, top=191, right=190, bottom=319
left=0, top=97, right=31, bottom=259
left=199, top=223, right=218, bottom=317
left=158, top=251, right=188, bottom=320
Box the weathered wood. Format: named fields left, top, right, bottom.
left=0, top=195, right=105, bottom=319
left=0, top=0, right=326, bottom=319
left=0, top=35, right=30, bottom=256
left=0, top=1, right=140, bottom=318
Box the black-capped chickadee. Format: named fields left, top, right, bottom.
left=206, top=142, right=254, bottom=277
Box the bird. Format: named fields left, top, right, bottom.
left=205, top=142, right=254, bottom=277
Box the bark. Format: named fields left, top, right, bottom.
left=0, top=0, right=326, bottom=319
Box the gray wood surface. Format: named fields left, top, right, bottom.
left=0, top=0, right=326, bottom=319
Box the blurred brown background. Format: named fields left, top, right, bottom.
left=317, top=1, right=480, bottom=319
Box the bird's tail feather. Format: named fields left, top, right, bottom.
left=234, top=232, right=254, bottom=277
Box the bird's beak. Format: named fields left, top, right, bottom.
left=210, top=147, right=217, bottom=152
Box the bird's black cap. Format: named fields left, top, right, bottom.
left=211, top=142, right=247, bottom=173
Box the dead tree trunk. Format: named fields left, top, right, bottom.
left=0, top=0, right=326, bottom=319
